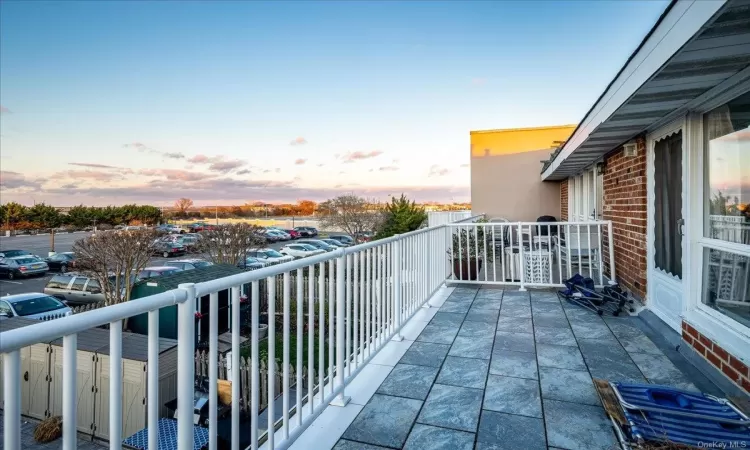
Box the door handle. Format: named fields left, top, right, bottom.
left=677, top=218, right=685, bottom=237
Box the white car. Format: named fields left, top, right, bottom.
left=280, top=243, right=326, bottom=259
left=266, top=229, right=291, bottom=241
left=247, top=248, right=295, bottom=265
left=0, top=293, right=72, bottom=320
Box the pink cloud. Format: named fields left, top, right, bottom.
left=428, top=165, right=451, bottom=177
left=295, top=158, right=307, bottom=165
left=236, top=169, right=252, bottom=175
left=69, top=162, right=119, bottom=169
left=341, top=150, right=383, bottom=163
left=0, top=105, right=11, bottom=114
left=290, top=137, right=307, bottom=146
left=139, top=168, right=214, bottom=181
left=0, top=171, right=41, bottom=189
left=209, top=159, right=246, bottom=172
left=188, top=154, right=211, bottom=164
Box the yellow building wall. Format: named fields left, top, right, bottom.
left=470, top=125, right=576, bottom=221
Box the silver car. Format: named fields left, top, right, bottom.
left=0, top=293, right=72, bottom=320
left=44, top=274, right=105, bottom=306
left=0, top=256, right=49, bottom=279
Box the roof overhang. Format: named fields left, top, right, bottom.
left=542, top=0, right=750, bottom=181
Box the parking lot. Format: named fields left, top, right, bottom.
left=0, top=232, right=297, bottom=297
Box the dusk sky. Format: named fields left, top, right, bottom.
left=0, top=0, right=669, bottom=206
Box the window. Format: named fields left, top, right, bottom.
left=69, top=277, right=87, bottom=291
left=47, top=275, right=72, bottom=289
left=568, top=167, right=603, bottom=222
left=0, top=301, right=12, bottom=315
left=85, top=279, right=101, bottom=294
left=700, top=90, right=750, bottom=327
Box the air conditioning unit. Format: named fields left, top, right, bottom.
left=623, top=142, right=637, bottom=157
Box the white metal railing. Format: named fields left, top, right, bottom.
left=0, top=225, right=449, bottom=450
left=427, top=210, right=473, bottom=227
left=447, top=221, right=615, bottom=289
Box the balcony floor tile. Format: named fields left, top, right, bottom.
left=417, top=384, right=483, bottom=432
left=376, top=364, right=439, bottom=400
left=437, top=356, right=490, bottom=389
left=403, top=423, right=474, bottom=450
left=477, top=410, right=547, bottom=450
left=341, top=394, right=422, bottom=448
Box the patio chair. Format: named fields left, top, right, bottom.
left=557, top=273, right=634, bottom=316
left=554, top=225, right=601, bottom=277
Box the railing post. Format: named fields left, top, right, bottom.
left=148, top=310, right=160, bottom=450
left=177, top=283, right=196, bottom=450
left=109, top=320, right=123, bottom=449
left=4, top=350, right=21, bottom=450
left=209, top=291, right=219, bottom=450
left=330, top=249, right=351, bottom=407
left=393, top=237, right=405, bottom=338
left=62, top=333, right=77, bottom=450
left=518, top=223, right=526, bottom=291
left=607, top=220, right=617, bottom=284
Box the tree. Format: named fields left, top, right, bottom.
left=318, top=195, right=384, bottom=241
left=26, top=203, right=63, bottom=229
left=1, top=202, right=28, bottom=229
left=375, top=194, right=427, bottom=239
left=72, top=228, right=159, bottom=305
left=296, top=200, right=317, bottom=216
left=195, top=223, right=267, bottom=266
left=175, top=198, right=194, bottom=217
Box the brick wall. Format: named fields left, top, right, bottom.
left=682, top=321, right=750, bottom=394
left=560, top=179, right=568, bottom=221
left=601, top=136, right=647, bottom=299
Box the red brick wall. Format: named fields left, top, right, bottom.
left=560, top=179, right=568, bottom=221
left=601, top=136, right=647, bottom=299
left=683, top=321, right=750, bottom=394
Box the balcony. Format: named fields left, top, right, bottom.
left=0, top=219, right=723, bottom=450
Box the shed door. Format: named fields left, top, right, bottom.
left=22, top=344, right=52, bottom=419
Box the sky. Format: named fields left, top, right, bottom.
left=0, top=0, right=670, bottom=206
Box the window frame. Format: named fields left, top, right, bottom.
left=568, top=165, right=603, bottom=222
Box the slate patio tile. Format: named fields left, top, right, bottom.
left=399, top=342, right=451, bottom=368
left=376, top=364, right=439, bottom=400
left=430, top=312, right=466, bottom=327
left=403, top=424, right=475, bottom=450
left=341, top=394, right=423, bottom=448
left=539, top=367, right=600, bottom=406
left=458, top=320, right=496, bottom=337
left=484, top=374, right=542, bottom=418
left=529, top=291, right=560, bottom=303
left=502, top=290, right=530, bottom=300
left=472, top=297, right=503, bottom=311
left=494, top=331, right=535, bottom=353
left=437, top=356, right=490, bottom=389
left=439, top=301, right=472, bottom=314
left=534, top=326, right=577, bottom=347
left=499, top=303, right=532, bottom=318
left=476, top=410, right=546, bottom=450
left=586, top=356, right=647, bottom=384
left=532, top=311, right=570, bottom=328
left=544, top=399, right=617, bottom=450
left=475, top=289, right=504, bottom=300
left=333, top=440, right=391, bottom=450
left=570, top=320, right=616, bottom=340
left=629, top=352, right=698, bottom=390
left=603, top=317, right=643, bottom=338
left=618, top=333, right=664, bottom=355
left=536, top=344, right=586, bottom=370
left=449, top=336, right=494, bottom=359
left=495, top=316, right=533, bottom=333
left=490, top=349, right=538, bottom=380
left=530, top=300, right=565, bottom=313
left=417, top=384, right=483, bottom=432
left=448, top=291, right=478, bottom=302
left=577, top=338, right=629, bottom=364
left=465, top=308, right=500, bottom=323
left=416, top=323, right=459, bottom=345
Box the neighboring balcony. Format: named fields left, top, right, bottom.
left=0, top=217, right=721, bottom=450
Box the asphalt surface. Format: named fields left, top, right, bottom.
left=0, top=232, right=297, bottom=297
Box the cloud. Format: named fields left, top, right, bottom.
left=378, top=165, right=399, bottom=172
left=51, top=170, right=122, bottom=182
left=188, top=154, right=211, bottom=164
left=294, top=158, right=307, bottom=165
left=60, top=183, right=77, bottom=189
left=123, top=142, right=150, bottom=151
left=209, top=159, right=246, bottom=172
left=460, top=163, right=470, bottom=168
left=123, top=142, right=185, bottom=160
left=236, top=169, right=252, bottom=175
left=0, top=106, right=11, bottom=114
left=163, top=152, right=185, bottom=159
left=341, top=150, right=383, bottom=163
left=0, top=171, right=41, bottom=189
left=317, top=163, right=325, bottom=167
left=428, top=165, right=451, bottom=177
left=290, top=137, right=307, bottom=146
left=275, top=168, right=281, bottom=173
left=139, top=168, right=214, bottom=181
left=69, top=162, right=119, bottom=169
left=471, top=77, right=487, bottom=86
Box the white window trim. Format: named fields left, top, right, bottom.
left=568, top=166, right=603, bottom=222
left=684, top=84, right=750, bottom=363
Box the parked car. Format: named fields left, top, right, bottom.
left=138, top=266, right=183, bottom=279
left=320, top=238, right=347, bottom=248
left=44, top=274, right=106, bottom=305
left=45, top=252, right=77, bottom=273
left=294, top=226, right=318, bottom=237
left=297, top=239, right=337, bottom=252
left=164, top=259, right=214, bottom=271
left=246, top=248, right=295, bottom=265
left=354, top=231, right=374, bottom=242
left=265, top=229, right=291, bottom=241
left=0, top=293, right=72, bottom=320
left=279, top=243, right=326, bottom=259
left=175, top=233, right=201, bottom=252
left=282, top=229, right=301, bottom=239
left=188, top=222, right=215, bottom=232
left=0, top=249, right=32, bottom=258
left=237, top=256, right=267, bottom=270
left=0, top=256, right=49, bottom=279
left=328, top=235, right=355, bottom=246
left=152, top=240, right=187, bottom=258
left=157, top=224, right=184, bottom=234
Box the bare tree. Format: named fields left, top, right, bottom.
left=318, top=195, right=384, bottom=240
left=195, top=223, right=267, bottom=266
left=72, top=229, right=159, bottom=305
left=175, top=197, right=194, bottom=216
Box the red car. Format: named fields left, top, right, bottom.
left=283, top=229, right=300, bottom=239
